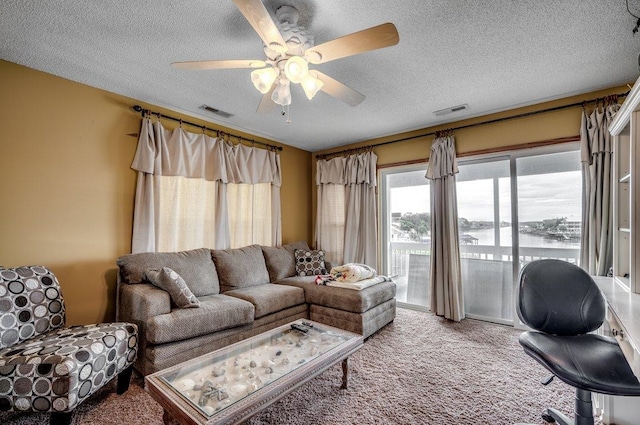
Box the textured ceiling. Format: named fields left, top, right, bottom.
left=2, top=0, right=640, bottom=151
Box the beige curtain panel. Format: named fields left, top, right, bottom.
left=131, top=117, right=281, bottom=253
left=426, top=134, right=464, bottom=322
left=580, top=100, right=619, bottom=275
left=315, top=151, right=378, bottom=268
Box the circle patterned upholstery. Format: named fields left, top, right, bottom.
left=294, top=249, right=327, bottom=276
left=0, top=266, right=65, bottom=349
left=0, top=266, right=138, bottom=414
left=0, top=323, right=137, bottom=413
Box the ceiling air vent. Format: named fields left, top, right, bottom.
left=200, top=105, right=234, bottom=119
left=433, top=104, right=469, bottom=117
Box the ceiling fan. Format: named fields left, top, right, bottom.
left=171, top=0, right=399, bottom=114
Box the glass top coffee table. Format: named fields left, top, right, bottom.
left=145, top=319, right=364, bottom=425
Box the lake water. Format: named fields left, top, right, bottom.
left=464, top=227, right=580, bottom=249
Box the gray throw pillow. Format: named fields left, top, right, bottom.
left=144, top=267, right=200, bottom=309
left=262, top=240, right=311, bottom=282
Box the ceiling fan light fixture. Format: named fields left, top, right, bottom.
left=304, top=50, right=322, bottom=64
left=283, top=56, right=308, bottom=84
left=251, top=67, right=279, bottom=94
left=301, top=72, right=324, bottom=100
left=271, top=79, right=292, bottom=106
left=268, top=41, right=287, bottom=53
left=248, top=61, right=266, bottom=68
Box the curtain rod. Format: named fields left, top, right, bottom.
left=315, top=91, right=629, bottom=159
left=132, top=105, right=283, bottom=151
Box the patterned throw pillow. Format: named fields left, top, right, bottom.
left=144, top=267, right=200, bottom=308
left=294, top=249, right=328, bottom=276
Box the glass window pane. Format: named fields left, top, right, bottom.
left=516, top=150, right=581, bottom=264
left=456, top=159, right=514, bottom=322
left=381, top=167, right=430, bottom=307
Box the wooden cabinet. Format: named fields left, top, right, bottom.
left=593, top=277, right=640, bottom=425
left=598, top=76, right=640, bottom=424
left=610, top=76, right=640, bottom=294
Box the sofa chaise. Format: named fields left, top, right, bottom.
left=116, top=241, right=396, bottom=376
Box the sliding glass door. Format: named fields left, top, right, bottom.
left=456, top=158, right=514, bottom=323
left=380, top=143, right=582, bottom=324
left=380, top=165, right=431, bottom=309
left=458, top=147, right=581, bottom=323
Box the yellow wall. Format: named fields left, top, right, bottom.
left=314, top=87, right=629, bottom=163
left=0, top=60, right=312, bottom=325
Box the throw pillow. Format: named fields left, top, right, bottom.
left=144, top=267, right=200, bottom=308
left=294, top=249, right=328, bottom=276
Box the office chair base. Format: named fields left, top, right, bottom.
left=512, top=407, right=577, bottom=425
left=543, top=408, right=572, bottom=424
left=541, top=387, right=595, bottom=425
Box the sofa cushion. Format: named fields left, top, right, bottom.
left=294, top=249, right=328, bottom=276
left=117, top=248, right=219, bottom=297
left=144, top=267, right=199, bottom=309
left=275, top=276, right=396, bottom=314
left=145, top=294, right=254, bottom=345
left=211, top=245, right=270, bottom=292
left=261, top=241, right=311, bottom=282
left=224, top=284, right=306, bottom=319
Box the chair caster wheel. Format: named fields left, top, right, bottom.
left=541, top=413, right=555, bottom=423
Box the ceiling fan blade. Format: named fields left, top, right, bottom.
left=233, top=0, right=288, bottom=53
left=256, top=84, right=276, bottom=114
left=171, top=59, right=266, bottom=70
left=314, top=71, right=365, bottom=107
left=305, top=23, right=399, bottom=64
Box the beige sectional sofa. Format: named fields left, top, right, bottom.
left=116, top=242, right=396, bottom=376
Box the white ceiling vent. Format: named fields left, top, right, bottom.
left=200, top=105, right=234, bottom=118
left=433, top=104, right=469, bottom=117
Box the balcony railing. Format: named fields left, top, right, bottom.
left=388, top=241, right=580, bottom=278
left=389, top=241, right=580, bottom=322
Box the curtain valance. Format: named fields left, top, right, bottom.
left=132, top=118, right=281, bottom=186
left=316, top=151, right=377, bottom=186
left=425, top=135, right=458, bottom=180
left=580, top=103, right=619, bottom=165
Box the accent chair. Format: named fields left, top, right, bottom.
left=0, top=265, right=138, bottom=425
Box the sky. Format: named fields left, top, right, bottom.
left=390, top=171, right=582, bottom=222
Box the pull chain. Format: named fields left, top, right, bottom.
left=280, top=105, right=292, bottom=123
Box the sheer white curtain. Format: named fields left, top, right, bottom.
left=425, top=133, right=464, bottom=321
left=315, top=152, right=377, bottom=268
left=580, top=98, right=620, bottom=275
left=227, top=183, right=273, bottom=248
left=131, top=117, right=281, bottom=253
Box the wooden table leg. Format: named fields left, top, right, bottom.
left=163, top=409, right=179, bottom=425
left=341, top=357, right=349, bottom=389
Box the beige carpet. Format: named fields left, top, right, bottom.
left=0, top=308, right=590, bottom=424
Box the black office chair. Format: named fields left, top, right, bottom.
left=516, top=259, right=640, bottom=425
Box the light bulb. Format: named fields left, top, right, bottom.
left=251, top=67, right=278, bottom=94
left=284, top=56, right=308, bottom=84
left=301, top=73, right=324, bottom=100
left=271, top=79, right=291, bottom=106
